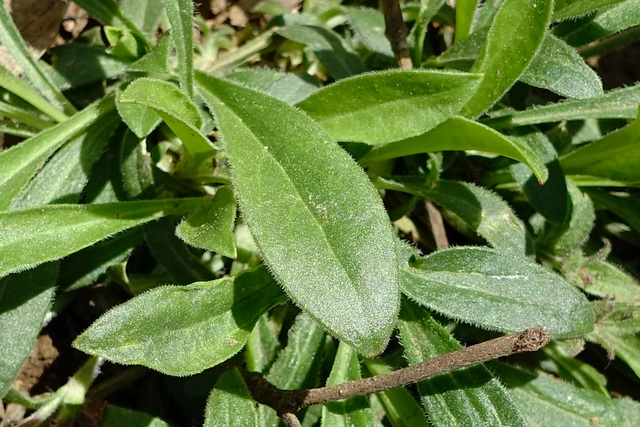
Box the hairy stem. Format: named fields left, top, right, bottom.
left=242, top=327, right=550, bottom=416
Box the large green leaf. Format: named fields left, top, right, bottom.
left=398, top=300, right=527, bottom=426
left=176, top=186, right=237, bottom=258
left=0, top=198, right=209, bottom=278
left=225, top=69, right=320, bottom=105
left=520, top=33, right=603, bottom=100
left=0, top=96, right=115, bottom=210
left=378, top=178, right=528, bottom=255
left=118, top=78, right=214, bottom=161
left=361, top=117, right=548, bottom=183
left=196, top=73, right=399, bottom=357
left=400, top=245, right=595, bottom=337
left=74, top=266, right=285, bottom=376
left=321, top=342, right=375, bottom=427
left=460, top=0, right=553, bottom=117
left=296, top=70, right=482, bottom=145
left=560, top=110, right=640, bottom=185
left=494, top=362, right=640, bottom=426
left=488, top=83, right=640, bottom=127
left=204, top=369, right=258, bottom=427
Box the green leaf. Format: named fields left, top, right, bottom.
left=321, top=342, right=375, bottom=427
left=488, top=83, right=640, bottom=127
left=225, top=69, right=320, bottom=105
left=120, top=0, right=164, bottom=39
left=509, top=130, right=569, bottom=225
left=259, top=312, right=327, bottom=425
left=119, top=78, right=214, bottom=161
left=361, top=117, right=549, bottom=183
left=568, top=258, right=640, bottom=301
left=162, top=0, right=194, bottom=97
left=590, top=331, right=640, bottom=379
left=145, top=217, right=217, bottom=284
left=244, top=314, right=281, bottom=373
left=197, top=73, right=400, bottom=357
left=10, top=111, right=121, bottom=207
left=400, top=246, right=595, bottom=337
left=539, top=181, right=595, bottom=256
left=74, top=266, right=285, bottom=376
left=520, top=33, right=603, bottom=100
left=296, top=70, right=482, bottom=145
left=379, top=178, right=528, bottom=255
left=587, top=190, right=640, bottom=234
left=553, top=0, right=628, bottom=21
left=408, top=0, right=446, bottom=65
left=127, top=31, right=171, bottom=74
left=542, top=341, right=609, bottom=396
left=362, top=358, right=430, bottom=427
left=561, top=1, right=640, bottom=47
left=344, top=7, right=394, bottom=57
left=99, top=405, right=170, bottom=427
left=0, top=2, right=75, bottom=115
left=49, top=44, right=130, bottom=89
left=176, top=186, right=237, bottom=258
left=0, top=197, right=209, bottom=278
left=460, top=0, right=553, bottom=118
left=560, top=110, right=640, bottom=185
left=0, top=65, right=67, bottom=122
left=275, top=25, right=366, bottom=79
left=455, top=0, right=478, bottom=41
left=398, top=300, right=527, bottom=426
left=118, top=129, right=156, bottom=199
left=494, top=362, right=640, bottom=426
left=204, top=369, right=258, bottom=427
left=0, top=96, right=115, bottom=211
left=0, top=264, right=57, bottom=398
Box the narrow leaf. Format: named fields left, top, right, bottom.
left=0, top=198, right=209, bottom=278
left=398, top=299, right=527, bottom=426
left=204, top=369, right=258, bottom=427
left=378, top=178, right=528, bottom=255
left=400, top=246, right=595, bottom=337
left=0, top=2, right=75, bottom=115
left=560, top=110, right=640, bottom=184
left=562, top=1, right=640, bottom=47
left=176, top=186, right=237, bottom=258
left=0, top=264, right=57, bottom=398
left=197, top=73, right=400, bottom=356
left=276, top=25, right=366, bottom=79
left=244, top=314, right=281, bottom=374
left=586, top=190, right=640, bottom=234
left=120, top=0, right=164, bottom=39
left=321, top=342, right=375, bottom=427
left=460, top=0, right=553, bottom=117
left=226, top=69, right=320, bottom=105
left=488, top=83, right=640, bottom=127
left=162, top=0, right=194, bottom=96
left=509, top=129, right=569, bottom=225
left=296, top=70, right=483, bottom=145
left=119, top=78, right=214, bottom=160
left=589, top=331, right=640, bottom=379
left=520, top=33, right=603, bottom=100
left=362, top=359, right=430, bottom=427
left=345, top=7, right=394, bottom=57
left=542, top=341, right=609, bottom=396
left=494, top=362, right=640, bottom=426
left=0, top=65, right=67, bottom=122
left=553, top=0, right=628, bottom=21
left=362, top=115, right=548, bottom=179
left=0, top=96, right=115, bottom=210
left=99, top=405, right=170, bottom=427
left=455, top=0, right=478, bottom=41
left=74, top=266, right=285, bottom=376
left=259, top=312, right=327, bottom=425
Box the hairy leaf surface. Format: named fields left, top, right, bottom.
left=205, top=369, right=258, bottom=427
left=296, top=70, right=482, bottom=144
left=400, top=246, right=595, bottom=337
left=74, top=266, right=285, bottom=376
left=197, top=73, right=399, bottom=357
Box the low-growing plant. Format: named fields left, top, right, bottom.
left=1, top=0, right=640, bottom=425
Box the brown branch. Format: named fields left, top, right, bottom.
left=425, top=201, right=449, bottom=249
left=381, top=0, right=412, bottom=69
left=241, top=327, right=550, bottom=416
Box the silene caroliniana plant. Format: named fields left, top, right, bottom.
left=1, top=0, right=640, bottom=425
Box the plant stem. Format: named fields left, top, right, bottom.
left=241, top=326, right=550, bottom=416
left=381, top=0, right=412, bottom=69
